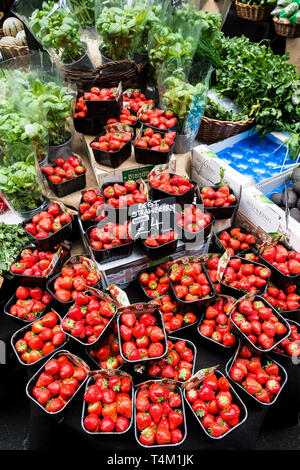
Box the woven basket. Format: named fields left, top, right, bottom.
left=235, top=1, right=273, bottom=21
left=0, top=28, right=29, bottom=59
left=197, top=115, right=255, bottom=144
left=273, top=16, right=300, bottom=37
left=63, top=59, right=148, bottom=94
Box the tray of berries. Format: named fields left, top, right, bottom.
left=4, top=285, right=52, bottom=323
left=134, top=127, right=176, bottom=164
left=199, top=185, right=238, bottom=220
left=149, top=171, right=197, bottom=206
left=41, top=155, right=86, bottom=197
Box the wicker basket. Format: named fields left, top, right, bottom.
left=197, top=115, right=255, bottom=144
left=235, top=1, right=273, bottom=21
left=63, top=59, right=148, bottom=94
left=273, top=16, right=300, bottom=38
left=0, top=28, right=29, bottom=59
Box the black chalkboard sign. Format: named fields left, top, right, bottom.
left=129, top=197, right=177, bottom=240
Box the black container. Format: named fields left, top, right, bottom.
left=139, top=236, right=178, bottom=261
left=225, top=345, right=288, bottom=406
left=90, top=134, right=132, bottom=168
left=79, top=189, right=110, bottom=230
left=134, top=130, right=175, bottom=165
left=21, top=215, right=73, bottom=252
left=44, top=168, right=86, bottom=198
left=270, top=319, right=300, bottom=365
left=214, top=226, right=258, bottom=256
left=178, top=212, right=215, bottom=244
left=73, top=116, right=103, bottom=135
left=9, top=244, right=62, bottom=288
left=168, top=265, right=216, bottom=314
left=26, top=349, right=90, bottom=415
left=4, top=289, right=52, bottom=324
left=147, top=297, right=198, bottom=334
left=199, top=185, right=239, bottom=220
left=258, top=240, right=300, bottom=288
left=137, top=265, right=170, bottom=300
left=220, top=256, right=271, bottom=298
left=81, top=372, right=134, bottom=435
left=10, top=309, right=67, bottom=366
left=150, top=173, right=197, bottom=207
left=230, top=295, right=291, bottom=353
left=197, top=294, right=237, bottom=350
left=102, top=180, right=139, bottom=223
left=134, top=380, right=187, bottom=448
left=84, top=92, right=122, bottom=122
left=46, top=271, right=102, bottom=308
left=184, top=369, right=248, bottom=439
left=117, top=308, right=168, bottom=364
left=85, top=225, right=134, bottom=264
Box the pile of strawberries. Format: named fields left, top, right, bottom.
left=74, top=96, right=88, bottom=119
left=10, top=247, right=58, bottom=277
left=83, top=374, right=132, bottom=433
left=205, top=255, right=221, bottom=294
left=52, top=262, right=100, bottom=303
left=122, top=90, right=154, bottom=113
left=79, top=189, right=107, bottom=222
left=144, top=338, right=194, bottom=381
left=260, top=243, right=300, bottom=276
left=135, top=128, right=176, bottom=152
left=200, top=185, right=236, bottom=208
left=139, top=263, right=170, bottom=298
left=89, top=322, right=125, bottom=369
left=138, top=108, right=177, bottom=131
left=31, top=354, right=88, bottom=412
left=24, top=203, right=72, bottom=239
left=8, top=286, right=52, bottom=321
left=144, top=231, right=177, bottom=248
left=222, top=258, right=271, bottom=294
left=231, top=297, right=289, bottom=350
left=169, top=262, right=212, bottom=302
left=103, top=181, right=147, bottom=207
left=91, top=130, right=132, bottom=153
left=136, top=383, right=185, bottom=445
left=229, top=345, right=283, bottom=403
left=274, top=322, right=300, bottom=357
left=218, top=227, right=256, bottom=255
left=150, top=296, right=197, bottom=333
left=14, top=310, right=65, bottom=364
left=61, top=292, right=116, bottom=345
left=149, top=172, right=194, bottom=195
left=42, top=156, right=85, bottom=185
left=176, top=204, right=212, bottom=234
left=199, top=298, right=236, bottom=347
left=107, top=108, right=138, bottom=126
left=185, top=374, right=242, bottom=437
left=89, top=223, right=132, bottom=251
left=263, top=283, right=300, bottom=311
left=119, top=311, right=166, bottom=361
left=83, top=86, right=119, bottom=102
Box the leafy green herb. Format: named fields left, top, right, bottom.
left=68, top=0, right=95, bottom=27
left=204, top=97, right=249, bottom=121
left=0, top=223, right=31, bottom=280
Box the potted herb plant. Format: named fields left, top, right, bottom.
left=68, top=0, right=95, bottom=28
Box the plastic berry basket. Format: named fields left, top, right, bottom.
left=117, top=308, right=168, bottom=364
left=168, top=265, right=216, bottom=314
left=21, top=215, right=73, bottom=252
left=220, top=256, right=271, bottom=298
left=134, top=130, right=175, bottom=165
left=79, top=190, right=110, bottom=231
left=73, top=115, right=103, bottom=135
left=26, top=349, right=90, bottom=415
left=138, top=237, right=178, bottom=261
left=178, top=212, right=215, bottom=244
left=85, top=224, right=134, bottom=264
left=101, top=180, right=133, bottom=222
left=229, top=295, right=291, bottom=353
left=199, top=185, right=239, bottom=220
left=150, top=173, right=197, bottom=207
left=4, top=289, right=52, bottom=325
left=270, top=319, right=300, bottom=364
left=225, top=343, right=288, bottom=406
left=10, top=309, right=67, bottom=367
left=137, top=265, right=170, bottom=300
left=90, top=134, right=132, bottom=169
left=214, top=226, right=257, bottom=256
left=258, top=241, right=300, bottom=288
left=134, top=379, right=187, bottom=448
left=81, top=371, right=134, bottom=435
left=84, top=93, right=122, bottom=121
left=197, top=294, right=238, bottom=351
left=183, top=369, right=248, bottom=439
left=46, top=271, right=102, bottom=308
left=43, top=167, right=86, bottom=198
left=147, top=297, right=198, bottom=334
left=9, top=244, right=63, bottom=288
